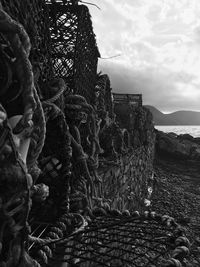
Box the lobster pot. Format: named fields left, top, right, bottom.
left=95, top=74, right=114, bottom=120
left=1, top=0, right=53, bottom=82
left=46, top=0, right=100, bottom=103
left=51, top=212, right=190, bottom=267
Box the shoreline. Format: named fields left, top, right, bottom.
left=152, top=155, right=200, bottom=266
left=155, top=125, right=200, bottom=138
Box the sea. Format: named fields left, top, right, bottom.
left=155, top=125, right=200, bottom=138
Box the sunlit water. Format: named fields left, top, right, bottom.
left=155, top=125, right=200, bottom=138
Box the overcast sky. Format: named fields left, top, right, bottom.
left=89, top=0, right=200, bottom=113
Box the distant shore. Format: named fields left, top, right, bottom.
left=155, top=125, right=200, bottom=138
left=146, top=105, right=200, bottom=126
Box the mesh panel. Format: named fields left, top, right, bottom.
left=47, top=2, right=78, bottom=85
left=51, top=213, right=188, bottom=267
left=73, top=5, right=99, bottom=103
left=1, top=0, right=53, bottom=82
left=47, top=1, right=99, bottom=103
left=1, top=0, right=99, bottom=102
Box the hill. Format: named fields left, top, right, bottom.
left=145, top=105, right=200, bottom=125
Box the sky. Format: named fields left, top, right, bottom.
left=88, top=0, right=200, bottom=113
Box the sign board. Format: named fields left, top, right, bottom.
left=113, top=93, right=142, bottom=107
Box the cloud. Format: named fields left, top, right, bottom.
left=98, top=61, right=200, bottom=112
left=89, top=0, right=200, bottom=112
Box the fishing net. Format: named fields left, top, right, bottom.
left=1, top=0, right=53, bottom=83
left=41, top=211, right=190, bottom=267
left=47, top=0, right=100, bottom=102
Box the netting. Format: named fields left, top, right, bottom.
left=1, top=0, right=53, bottom=83
left=73, top=5, right=100, bottom=102
left=45, top=211, right=190, bottom=267
left=0, top=104, right=37, bottom=266
left=47, top=1, right=77, bottom=85
left=47, top=0, right=100, bottom=102
left=1, top=0, right=99, bottom=102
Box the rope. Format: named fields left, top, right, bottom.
left=50, top=210, right=190, bottom=267
left=27, top=86, right=46, bottom=171
left=43, top=78, right=69, bottom=104
left=29, top=213, right=88, bottom=260
left=0, top=6, right=36, bottom=132
left=0, top=108, right=33, bottom=267
left=0, top=5, right=46, bottom=171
